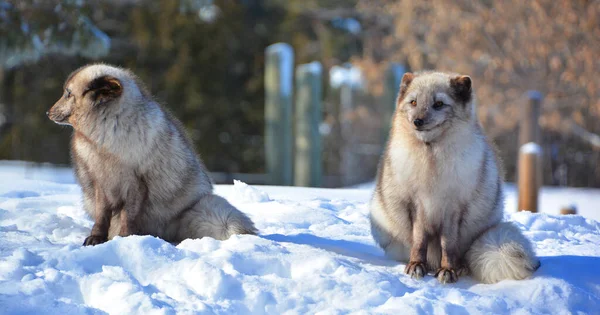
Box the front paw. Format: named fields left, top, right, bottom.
left=405, top=261, right=427, bottom=279
left=435, top=267, right=458, bottom=284
left=118, top=227, right=130, bottom=237
left=83, top=235, right=107, bottom=246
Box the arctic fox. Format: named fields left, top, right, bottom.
left=370, top=71, right=539, bottom=284
left=47, top=64, right=256, bottom=246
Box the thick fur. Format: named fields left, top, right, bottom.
left=370, top=71, right=539, bottom=284
left=47, top=64, right=256, bottom=245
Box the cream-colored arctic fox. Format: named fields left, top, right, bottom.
left=370, top=71, right=539, bottom=284
left=47, top=64, right=256, bottom=246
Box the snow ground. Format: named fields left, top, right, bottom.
left=0, top=162, right=599, bottom=314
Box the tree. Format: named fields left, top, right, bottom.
left=0, top=0, right=110, bottom=149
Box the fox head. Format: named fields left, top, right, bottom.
left=394, top=71, right=474, bottom=143
left=47, top=64, right=152, bottom=145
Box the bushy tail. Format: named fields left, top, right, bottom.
left=465, top=222, right=540, bottom=284
left=177, top=194, right=257, bottom=241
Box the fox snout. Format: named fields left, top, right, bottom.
left=411, top=116, right=430, bottom=130
left=413, top=118, right=425, bottom=127
left=47, top=102, right=72, bottom=125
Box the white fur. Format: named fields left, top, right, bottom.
left=175, top=195, right=258, bottom=241
left=434, top=92, right=453, bottom=105
left=466, top=222, right=540, bottom=284
left=371, top=71, right=539, bottom=284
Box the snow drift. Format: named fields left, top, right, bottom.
left=0, top=164, right=599, bottom=314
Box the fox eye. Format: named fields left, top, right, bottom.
left=433, top=101, right=444, bottom=110
left=410, top=100, right=417, bottom=107
left=65, top=89, right=72, bottom=99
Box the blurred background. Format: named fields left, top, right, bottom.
left=0, top=0, right=598, bottom=188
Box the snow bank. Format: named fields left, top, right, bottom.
left=0, top=167, right=599, bottom=314
left=231, top=179, right=270, bottom=203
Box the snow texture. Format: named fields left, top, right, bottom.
left=231, top=180, right=271, bottom=203
left=0, top=163, right=599, bottom=314
left=520, top=142, right=542, bottom=155
left=265, top=43, right=294, bottom=97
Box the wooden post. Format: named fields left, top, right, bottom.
left=519, top=91, right=542, bottom=147
left=0, top=68, right=15, bottom=157
left=517, top=91, right=543, bottom=212
left=294, top=61, right=322, bottom=187
left=381, top=63, right=405, bottom=143
left=340, top=81, right=356, bottom=186
left=518, top=143, right=542, bottom=212
left=559, top=205, right=577, bottom=215
left=264, top=43, right=294, bottom=186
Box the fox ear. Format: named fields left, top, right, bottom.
left=86, top=76, right=123, bottom=105
left=450, top=75, right=472, bottom=103
left=396, top=72, right=415, bottom=106
left=398, top=72, right=414, bottom=99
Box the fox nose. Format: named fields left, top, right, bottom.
left=46, top=111, right=49, bottom=117
left=413, top=119, right=424, bottom=127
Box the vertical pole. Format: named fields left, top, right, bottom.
left=294, top=62, right=322, bottom=187
left=519, top=91, right=542, bottom=147
left=0, top=68, right=15, bottom=158
left=265, top=43, right=294, bottom=186
left=381, top=63, right=405, bottom=144
left=340, top=82, right=355, bottom=186
left=517, top=91, right=543, bottom=212
left=559, top=205, right=577, bottom=215
left=518, top=143, right=542, bottom=212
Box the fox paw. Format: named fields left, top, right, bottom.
left=405, top=261, right=427, bottom=279
left=83, top=235, right=107, bottom=246
left=118, top=228, right=132, bottom=237
left=435, top=267, right=458, bottom=284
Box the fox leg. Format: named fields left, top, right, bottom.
left=118, top=181, right=147, bottom=237
left=405, top=210, right=429, bottom=279
left=436, top=210, right=461, bottom=284
left=84, top=188, right=116, bottom=246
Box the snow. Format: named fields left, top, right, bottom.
left=0, top=163, right=599, bottom=314
left=520, top=142, right=542, bottom=155
left=231, top=180, right=271, bottom=203
left=265, top=43, right=294, bottom=97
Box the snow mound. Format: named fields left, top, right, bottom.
left=231, top=180, right=271, bottom=203
left=0, top=173, right=599, bottom=314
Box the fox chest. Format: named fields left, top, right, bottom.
left=72, top=137, right=139, bottom=206
left=390, top=146, right=482, bottom=221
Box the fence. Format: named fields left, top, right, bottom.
left=263, top=43, right=404, bottom=188
left=247, top=42, right=575, bottom=215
